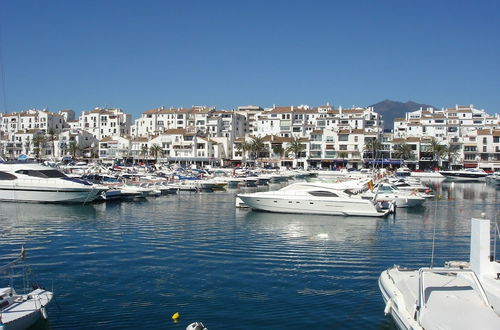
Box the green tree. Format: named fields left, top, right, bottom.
left=68, top=141, right=79, bottom=159
left=393, top=143, right=415, bottom=160
left=272, top=144, right=284, bottom=159
left=285, top=138, right=306, bottom=158
left=250, top=136, right=267, bottom=162
left=236, top=140, right=252, bottom=167
left=425, top=138, right=447, bottom=168
left=364, top=138, right=382, bottom=159
left=445, top=144, right=461, bottom=169
left=24, top=139, right=31, bottom=156
left=46, top=128, right=57, bottom=157
left=338, top=151, right=348, bottom=167
left=140, top=145, right=149, bottom=159
left=149, top=144, right=162, bottom=162
left=32, top=135, right=46, bottom=161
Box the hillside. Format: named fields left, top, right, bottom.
left=369, top=100, right=435, bottom=130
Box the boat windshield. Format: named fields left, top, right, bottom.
left=379, top=185, right=395, bottom=192
left=15, top=169, right=67, bottom=178
left=0, top=171, right=17, bottom=180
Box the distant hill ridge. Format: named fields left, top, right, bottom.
left=369, top=99, right=435, bottom=130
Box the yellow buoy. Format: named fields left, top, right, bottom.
left=172, top=312, right=180, bottom=321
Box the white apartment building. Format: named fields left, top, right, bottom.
left=254, top=105, right=384, bottom=139
left=235, top=105, right=264, bottom=135
left=79, top=107, right=131, bottom=140
left=98, top=136, right=131, bottom=160
left=58, top=109, right=76, bottom=122
left=57, top=129, right=98, bottom=158
left=133, top=106, right=215, bottom=138
left=392, top=105, right=500, bottom=169
left=0, top=109, right=65, bottom=137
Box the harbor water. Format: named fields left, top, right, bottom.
left=1, top=180, right=499, bottom=329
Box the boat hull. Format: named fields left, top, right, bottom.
left=439, top=171, right=487, bottom=181
left=237, top=195, right=387, bottom=217
left=0, top=187, right=101, bottom=203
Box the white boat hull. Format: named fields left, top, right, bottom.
left=237, top=195, right=387, bottom=217
left=439, top=171, right=488, bottom=182
left=0, top=187, right=101, bottom=203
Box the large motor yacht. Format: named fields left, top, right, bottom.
left=0, top=163, right=105, bottom=203
left=237, top=182, right=390, bottom=217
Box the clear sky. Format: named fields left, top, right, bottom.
left=0, top=0, right=499, bottom=119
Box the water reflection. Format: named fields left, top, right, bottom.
left=238, top=210, right=382, bottom=244
left=0, top=202, right=97, bottom=224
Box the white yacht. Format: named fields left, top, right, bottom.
left=237, top=182, right=390, bottom=217
left=439, top=168, right=488, bottom=181
left=0, top=163, right=105, bottom=203
left=1, top=249, right=54, bottom=330
left=379, top=218, right=500, bottom=329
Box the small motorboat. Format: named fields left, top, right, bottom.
left=1, top=248, right=54, bottom=330
left=186, top=322, right=208, bottom=330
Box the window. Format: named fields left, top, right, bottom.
left=338, top=134, right=348, bottom=141
left=15, top=169, right=66, bottom=178
left=0, top=171, right=17, bottom=180
left=308, top=191, right=339, bottom=197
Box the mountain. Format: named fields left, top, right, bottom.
left=369, top=99, right=435, bottom=130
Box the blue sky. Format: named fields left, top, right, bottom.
left=0, top=0, right=499, bottom=119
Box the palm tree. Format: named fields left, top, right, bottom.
left=149, top=144, right=162, bottom=163
left=338, top=151, right=348, bottom=165
left=272, top=144, right=284, bottom=159
left=285, top=138, right=306, bottom=158
left=24, top=139, right=31, bottom=156
left=364, top=138, right=382, bottom=160
left=140, top=145, right=149, bottom=159
left=286, top=138, right=306, bottom=168
left=445, top=144, right=461, bottom=169
left=425, top=138, right=447, bottom=169
left=46, top=128, right=57, bottom=157
left=250, top=136, right=266, bottom=164
left=236, top=140, right=252, bottom=167
left=393, top=143, right=415, bottom=160
left=68, top=141, right=79, bottom=159
left=32, top=135, right=46, bottom=161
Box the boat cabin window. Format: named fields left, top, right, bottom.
left=0, top=171, right=17, bottom=180
left=379, top=185, right=394, bottom=192
left=308, top=190, right=339, bottom=197
left=39, top=170, right=67, bottom=178
left=15, top=169, right=67, bottom=178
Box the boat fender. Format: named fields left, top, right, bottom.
left=41, top=306, right=48, bottom=319
left=384, top=299, right=392, bottom=315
